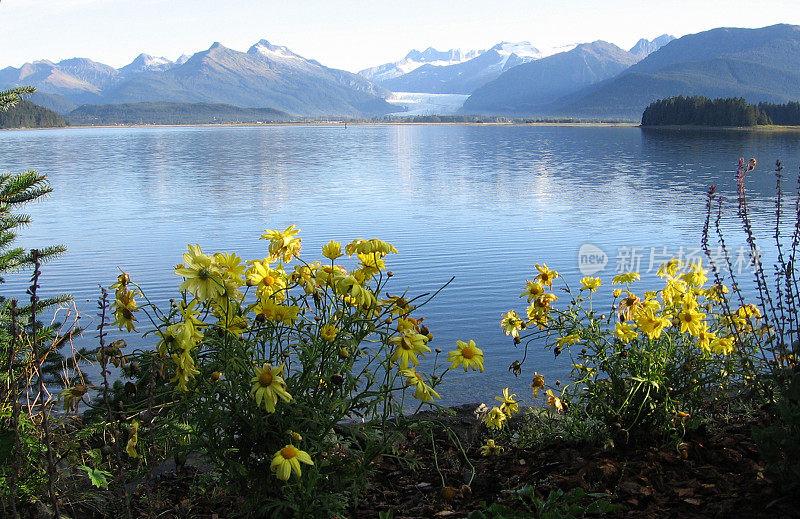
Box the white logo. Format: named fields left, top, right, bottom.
left=578, top=244, right=608, bottom=276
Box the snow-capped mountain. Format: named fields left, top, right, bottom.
left=359, top=47, right=480, bottom=83
left=119, top=53, right=177, bottom=76
left=461, top=41, right=640, bottom=115
left=248, top=40, right=309, bottom=63
left=628, top=34, right=676, bottom=59
left=0, top=39, right=394, bottom=117
left=371, top=41, right=545, bottom=94
left=100, top=40, right=393, bottom=116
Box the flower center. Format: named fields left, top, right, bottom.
left=462, top=347, right=475, bottom=359
left=263, top=274, right=275, bottom=286
left=281, top=445, right=298, bottom=459
left=258, top=372, right=274, bottom=387
left=198, top=267, right=212, bottom=280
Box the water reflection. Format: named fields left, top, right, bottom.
left=1, top=124, right=799, bottom=404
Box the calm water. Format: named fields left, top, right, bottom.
left=1, top=124, right=799, bottom=405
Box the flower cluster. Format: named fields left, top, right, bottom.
left=500, top=259, right=759, bottom=435
left=114, top=226, right=488, bottom=488
left=110, top=272, right=139, bottom=332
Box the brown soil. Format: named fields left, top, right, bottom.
left=352, top=408, right=798, bottom=518
left=109, top=406, right=798, bottom=518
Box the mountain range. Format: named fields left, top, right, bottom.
left=0, top=41, right=394, bottom=117
left=2, top=24, right=799, bottom=121
left=364, top=42, right=554, bottom=94
left=460, top=41, right=645, bottom=115
left=554, top=24, right=800, bottom=119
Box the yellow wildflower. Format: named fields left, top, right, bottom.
left=245, top=260, right=288, bottom=300
left=401, top=368, right=441, bottom=403
left=447, top=340, right=485, bottom=372
left=59, top=384, right=88, bottom=413
left=696, top=323, right=716, bottom=353
left=500, top=310, right=524, bottom=338
left=384, top=294, right=414, bottom=316
left=677, top=306, right=705, bottom=336
left=218, top=315, right=248, bottom=336
left=662, top=277, right=688, bottom=307
left=495, top=387, right=519, bottom=417
left=737, top=304, right=762, bottom=319
left=480, top=439, right=504, bottom=456
left=705, top=283, right=729, bottom=302
left=271, top=445, right=313, bottom=481
left=556, top=333, right=581, bottom=347
left=345, top=238, right=397, bottom=257
left=109, top=271, right=131, bottom=295
left=125, top=420, right=140, bottom=458
left=710, top=336, right=734, bottom=355
left=320, top=324, right=338, bottom=342
left=531, top=372, right=545, bottom=398
left=657, top=259, right=683, bottom=278
left=390, top=330, right=431, bottom=369
left=171, top=350, right=200, bottom=391
left=174, top=244, right=225, bottom=301
left=520, top=280, right=545, bottom=302
left=111, top=288, right=139, bottom=332
left=252, top=298, right=300, bottom=325
left=580, top=276, right=602, bottom=292
left=614, top=322, right=638, bottom=344
left=484, top=406, right=507, bottom=430
left=322, top=240, right=342, bottom=260
left=612, top=272, right=640, bottom=285
left=534, top=263, right=559, bottom=288
left=634, top=308, right=671, bottom=340
left=618, top=290, right=641, bottom=321
left=681, top=261, right=708, bottom=287
left=356, top=252, right=386, bottom=277
left=291, top=262, right=319, bottom=294
left=250, top=363, right=292, bottom=413
left=545, top=389, right=564, bottom=413
left=212, top=252, right=246, bottom=283
left=261, top=225, right=301, bottom=263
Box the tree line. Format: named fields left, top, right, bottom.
left=641, top=96, right=800, bottom=127
left=0, top=99, right=66, bottom=128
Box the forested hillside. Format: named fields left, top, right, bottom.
left=641, top=96, right=800, bottom=126
left=0, top=99, right=67, bottom=128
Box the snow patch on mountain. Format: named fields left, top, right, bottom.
left=538, top=43, right=580, bottom=58
left=120, top=53, right=175, bottom=75
left=359, top=47, right=480, bottom=83
left=248, top=40, right=305, bottom=62
left=491, top=41, right=542, bottom=59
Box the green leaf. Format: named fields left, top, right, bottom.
left=78, top=465, right=112, bottom=489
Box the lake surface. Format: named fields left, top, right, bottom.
left=2, top=124, right=799, bottom=405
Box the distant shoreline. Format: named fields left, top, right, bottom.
left=641, top=124, right=800, bottom=132
left=13, top=122, right=800, bottom=132
left=3, top=121, right=641, bottom=131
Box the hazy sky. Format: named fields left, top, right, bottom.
left=2, top=0, right=799, bottom=72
